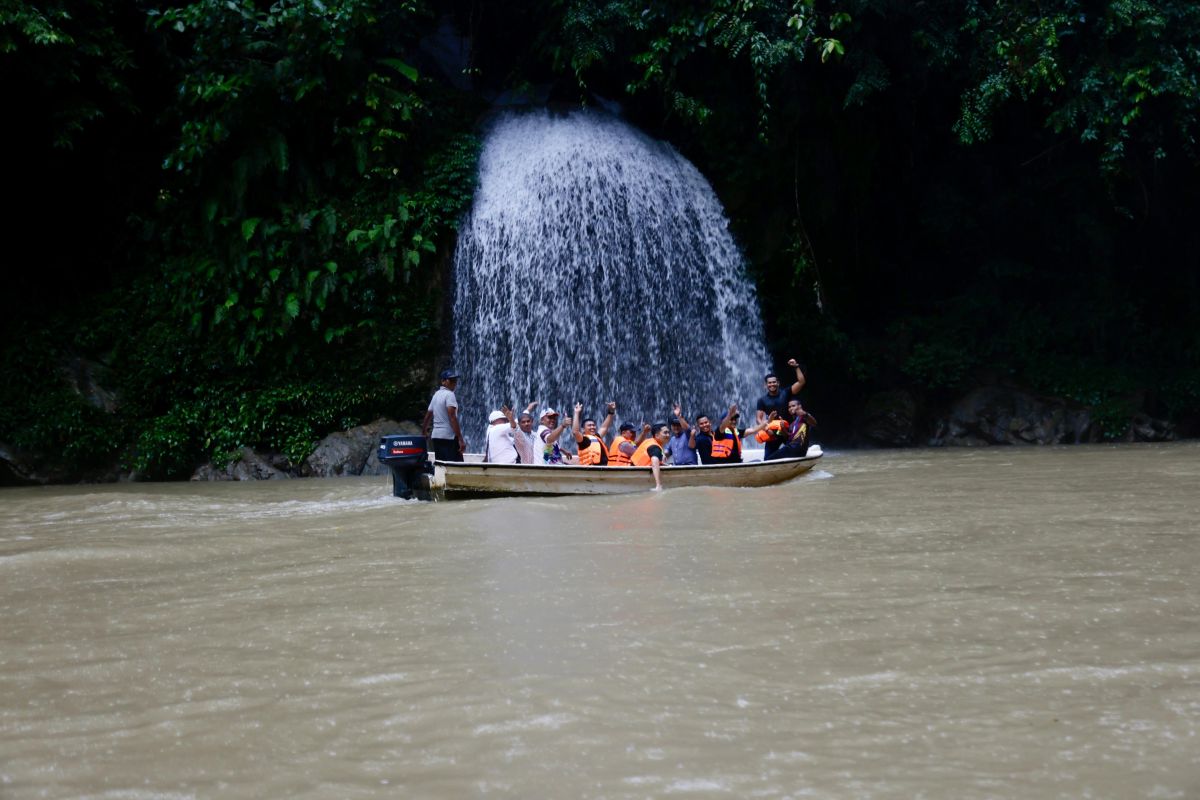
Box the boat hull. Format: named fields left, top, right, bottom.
left=430, top=454, right=821, bottom=498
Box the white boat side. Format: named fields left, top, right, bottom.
left=429, top=454, right=822, bottom=497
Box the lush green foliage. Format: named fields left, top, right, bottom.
left=0, top=0, right=138, bottom=147
left=2, top=0, right=479, bottom=477
left=145, top=0, right=477, bottom=363
left=3, top=0, right=1199, bottom=478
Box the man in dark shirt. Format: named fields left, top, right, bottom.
left=690, top=405, right=741, bottom=464
left=756, top=358, right=805, bottom=458
left=765, top=398, right=818, bottom=460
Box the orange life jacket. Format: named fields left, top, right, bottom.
left=756, top=419, right=789, bottom=443
left=577, top=435, right=607, bottom=465
left=608, top=436, right=634, bottom=466
left=708, top=433, right=735, bottom=460
left=630, top=437, right=661, bottom=467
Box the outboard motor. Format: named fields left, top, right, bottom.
left=378, top=434, right=434, bottom=500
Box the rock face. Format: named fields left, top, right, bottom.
left=303, top=418, right=420, bottom=477
left=188, top=418, right=423, bottom=481
left=930, top=386, right=1099, bottom=446
left=859, top=389, right=918, bottom=446
left=1128, top=413, right=1177, bottom=443
left=191, top=448, right=293, bottom=481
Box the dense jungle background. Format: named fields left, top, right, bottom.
left=3, top=0, right=1199, bottom=483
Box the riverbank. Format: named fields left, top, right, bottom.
left=1, top=379, right=1190, bottom=487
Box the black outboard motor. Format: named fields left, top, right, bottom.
left=378, top=434, right=434, bottom=500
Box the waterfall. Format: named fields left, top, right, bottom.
left=451, top=109, right=770, bottom=450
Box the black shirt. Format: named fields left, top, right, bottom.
left=757, top=388, right=799, bottom=422
left=693, top=430, right=738, bottom=464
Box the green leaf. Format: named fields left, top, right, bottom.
left=382, top=58, right=419, bottom=83
left=284, top=293, right=300, bottom=319
left=242, top=217, right=261, bottom=241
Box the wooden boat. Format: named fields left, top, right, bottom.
left=428, top=453, right=822, bottom=498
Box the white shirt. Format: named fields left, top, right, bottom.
left=513, top=426, right=538, bottom=465
left=485, top=423, right=518, bottom=464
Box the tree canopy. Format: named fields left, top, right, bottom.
left=2, top=0, right=1198, bottom=479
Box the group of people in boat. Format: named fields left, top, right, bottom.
left=422, top=359, right=816, bottom=490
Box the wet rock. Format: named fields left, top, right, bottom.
left=1129, top=413, right=1176, bottom=442
left=191, top=448, right=292, bottom=481
left=0, top=441, right=41, bottom=485
left=859, top=389, right=917, bottom=446
left=931, top=386, right=1098, bottom=446
left=0, top=440, right=120, bottom=485
left=303, top=418, right=419, bottom=477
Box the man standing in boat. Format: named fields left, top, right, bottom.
left=756, top=358, right=806, bottom=459
left=422, top=368, right=465, bottom=462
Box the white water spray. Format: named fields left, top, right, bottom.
left=452, top=109, right=770, bottom=449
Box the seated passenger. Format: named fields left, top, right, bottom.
left=608, top=422, right=639, bottom=466
left=630, top=422, right=672, bottom=490
left=765, top=399, right=818, bottom=460
left=537, top=407, right=575, bottom=464
left=663, top=403, right=697, bottom=466
left=484, top=406, right=518, bottom=464
left=573, top=401, right=615, bottom=465
left=691, top=405, right=741, bottom=464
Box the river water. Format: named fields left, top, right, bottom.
left=2, top=444, right=1198, bottom=798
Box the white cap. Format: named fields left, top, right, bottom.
left=488, top=410, right=507, bottom=423
left=540, top=407, right=558, bottom=418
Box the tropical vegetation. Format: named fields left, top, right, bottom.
left=2, top=0, right=1198, bottom=480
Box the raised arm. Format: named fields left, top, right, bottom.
left=544, top=407, right=573, bottom=445
left=787, top=358, right=806, bottom=396
left=598, top=401, right=616, bottom=438
left=502, top=404, right=517, bottom=429
left=673, top=403, right=690, bottom=432
left=572, top=402, right=585, bottom=443
left=718, top=403, right=738, bottom=433
left=635, top=422, right=650, bottom=446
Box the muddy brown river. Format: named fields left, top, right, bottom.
left=2, top=444, right=1198, bottom=798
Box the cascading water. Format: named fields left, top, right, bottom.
left=452, top=109, right=771, bottom=450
